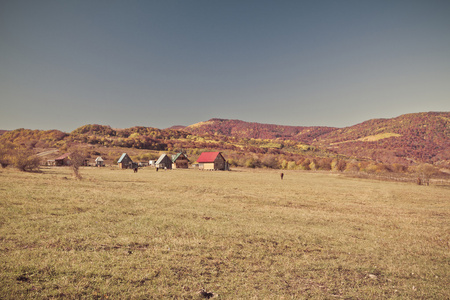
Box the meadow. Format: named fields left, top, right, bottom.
left=0, top=167, right=449, bottom=299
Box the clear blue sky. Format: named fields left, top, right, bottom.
left=1, top=0, right=449, bottom=132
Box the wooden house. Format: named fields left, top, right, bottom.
left=155, top=154, right=172, bottom=169
left=197, top=152, right=228, bottom=170
left=55, top=153, right=71, bottom=166
left=117, top=153, right=133, bottom=169
left=95, top=156, right=105, bottom=167
left=172, top=152, right=189, bottom=169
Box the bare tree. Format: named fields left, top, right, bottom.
left=70, top=149, right=87, bottom=180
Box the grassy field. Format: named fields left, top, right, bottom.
left=0, top=167, right=449, bottom=299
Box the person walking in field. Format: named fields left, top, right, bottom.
left=280, top=173, right=284, bottom=180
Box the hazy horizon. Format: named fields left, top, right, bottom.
left=1, top=1, right=449, bottom=132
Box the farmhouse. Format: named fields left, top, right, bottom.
left=54, top=153, right=71, bottom=166
left=197, top=152, right=228, bottom=170
left=95, top=156, right=105, bottom=167
left=155, top=154, right=172, bottom=169
left=117, top=153, right=133, bottom=169
left=172, top=152, right=189, bottom=169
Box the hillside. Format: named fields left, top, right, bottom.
left=182, top=113, right=450, bottom=166
left=1, top=112, right=449, bottom=169
left=185, top=118, right=336, bottom=143
left=313, top=112, right=450, bottom=165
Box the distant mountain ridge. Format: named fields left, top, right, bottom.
left=185, top=118, right=337, bottom=143
left=315, top=112, right=450, bottom=164
left=182, top=112, right=450, bottom=165
left=1, top=112, right=449, bottom=166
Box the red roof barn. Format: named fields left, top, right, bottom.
left=54, top=153, right=71, bottom=166
left=197, top=152, right=228, bottom=170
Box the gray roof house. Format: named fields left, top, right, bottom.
left=155, top=154, right=172, bottom=169
left=118, top=153, right=133, bottom=169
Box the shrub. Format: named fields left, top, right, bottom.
left=0, top=143, right=13, bottom=168
left=299, top=159, right=311, bottom=170
left=344, top=162, right=359, bottom=172
left=391, top=163, right=407, bottom=173
left=415, top=163, right=437, bottom=185
left=227, top=158, right=239, bottom=167
left=261, top=155, right=279, bottom=169
left=245, top=157, right=261, bottom=168
left=10, top=148, right=41, bottom=172
left=332, top=159, right=347, bottom=172
left=287, top=161, right=297, bottom=170
left=317, top=158, right=332, bottom=171
left=309, top=159, right=318, bottom=171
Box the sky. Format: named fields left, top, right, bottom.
left=1, top=0, right=449, bottom=132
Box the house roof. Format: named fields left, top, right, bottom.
left=197, top=152, right=221, bottom=163
left=95, top=156, right=104, bottom=162
left=55, top=153, right=71, bottom=160
left=172, top=152, right=188, bottom=163
left=156, top=154, right=170, bottom=165
left=117, top=153, right=130, bottom=163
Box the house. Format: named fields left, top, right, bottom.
left=95, top=156, right=105, bottom=167
left=197, top=152, right=228, bottom=170
left=54, top=153, right=71, bottom=166
left=155, top=154, right=172, bottom=169
left=172, top=152, right=189, bottom=169
left=117, top=153, right=133, bottom=169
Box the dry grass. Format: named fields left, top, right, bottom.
left=0, top=167, right=449, bottom=299
left=357, top=133, right=401, bottom=142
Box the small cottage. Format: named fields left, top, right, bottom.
left=172, top=152, right=189, bottom=169
left=117, top=153, right=133, bottom=169
left=55, top=153, right=71, bottom=166
left=155, top=154, right=172, bottom=169
left=95, top=156, right=105, bottom=167
left=197, top=152, right=228, bottom=170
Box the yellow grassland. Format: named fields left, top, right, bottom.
left=0, top=167, right=448, bottom=298
left=357, top=133, right=402, bottom=142
left=187, top=120, right=215, bottom=129
left=331, top=132, right=402, bottom=145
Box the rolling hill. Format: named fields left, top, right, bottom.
left=182, top=112, right=450, bottom=165
left=1, top=112, right=449, bottom=168
left=314, top=112, right=450, bottom=165
left=185, top=118, right=336, bottom=143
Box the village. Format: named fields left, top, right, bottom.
left=46, top=151, right=230, bottom=171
